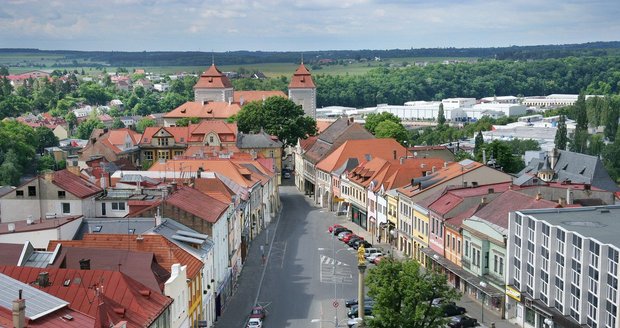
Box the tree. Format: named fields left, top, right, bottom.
left=570, top=129, right=589, bottom=154
left=64, top=112, right=77, bottom=131
left=437, top=103, right=446, bottom=126
left=37, top=154, right=57, bottom=172
left=236, top=96, right=317, bottom=146
left=78, top=82, right=111, bottom=105
left=111, top=117, right=125, bottom=129
left=365, top=259, right=460, bottom=328
left=364, top=112, right=401, bottom=135
left=76, top=118, right=104, bottom=140
left=34, top=127, right=59, bottom=154
left=474, top=130, right=484, bottom=157
left=554, top=115, right=568, bottom=150
left=375, top=120, right=409, bottom=145
left=477, top=140, right=524, bottom=173
left=175, top=117, right=200, bottom=127
left=136, top=118, right=156, bottom=133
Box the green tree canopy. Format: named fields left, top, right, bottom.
left=34, top=127, right=59, bottom=154
left=476, top=140, right=524, bottom=173
left=554, top=115, right=568, bottom=150
left=437, top=103, right=446, bottom=126
left=474, top=130, right=484, bottom=156
left=78, top=82, right=111, bottom=105
left=236, top=96, right=317, bottom=146
left=136, top=118, right=156, bottom=133
left=175, top=117, right=200, bottom=127
left=364, top=112, right=401, bottom=135
left=111, top=117, right=125, bottom=129
left=365, top=259, right=460, bottom=328
left=375, top=120, right=409, bottom=145
left=76, top=117, right=104, bottom=140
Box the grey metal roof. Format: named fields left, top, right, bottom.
left=332, top=158, right=359, bottom=176
left=147, top=219, right=213, bottom=257
left=76, top=217, right=156, bottom=239
left=519, top=205, right=620, bottom=246
left=237, top=130, right=283, bottom=149
left=0, top=273, right=69, bottom=320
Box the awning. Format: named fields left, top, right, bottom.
left=422, top=248, right=503, bottom=298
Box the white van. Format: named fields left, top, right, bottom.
left=364, top=248, right=381, bottom=259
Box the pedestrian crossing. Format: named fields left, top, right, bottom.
left=319, top=255, right=353, bottom=284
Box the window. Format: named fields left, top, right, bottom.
left=269, top=150, right=274, bottom=158
left=557, top=229, right=566, bottom=253
left=28, top=186, right=36, bottom=197
left=555, top=277, right=565, bottom=312
left=494, top=254, right=498, bottom=273
left=570, top=283, right=581, bottom=321
left=61, top=203, right=70, bottom=214
left=572, top=259, right=582, bottom=286
left=573, top=235, right=583, bottom=260
left=57, top=190, right=66, bottom=198
left=457, top=240, right=461, bottom=254
left=158, top=150, right=170, bottom=160
left=515, top=214, right=522, bottom=236
left=606, top=301, right=617, bottom=328
left=464, top=240, right=469, bottom=257
left=174, top=150, right=183, bottom=157
left=144, top=151, right=153, bottom=160
left=209, top=136, right=214, bottom=143
left=499, top=257, right=504, bottom=275
left=590, top=242, right=600, bottom=268
left=587, top=293, right=598, bottom=328
left=16, top=190, right=24, bottom=197
left=157, top=138, right=169, bottom=146
left=111, top=202, right=126, bottom=211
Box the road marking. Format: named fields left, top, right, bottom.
left=319, top=255, right=353, bottom=285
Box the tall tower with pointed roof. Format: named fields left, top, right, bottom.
left=288, top=62, right=316, bottom=118
left=194, top=64, right=234, bottom=103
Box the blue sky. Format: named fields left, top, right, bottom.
left=0, top=0, right=618, bottom=52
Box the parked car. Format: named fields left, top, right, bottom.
left=347, top=304, right=373, bottom=318
left=342, top=233, right=358, bottom=243
left=363, top=248, right=381, bottom=259
left=333, top=227, right=352, bottom=236
left=346, top=316, right=374, bottom=328
left=283, top=172, right=291, bottom=179
left=345, top=296, right=374, bottom=308
left=250, top=306, right=266, bottom=319
left=338, top=231, right=353, bottom=240
left=448, top=315, right=478, bottom=328
left=366, top=252, right=384, bottom=263
left=329, top=224, right=344, bottom=233
left=442, top=302, right=466, bottom=317
left=372, top=255, right=384, bottom=264
left=347, top=236, right=363, bottom=247
left=351, top=239, right=372, bottom=250
left=247, top=317, right=263, bottom=328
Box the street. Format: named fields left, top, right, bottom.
left=216, top=184, right=360, bottom=327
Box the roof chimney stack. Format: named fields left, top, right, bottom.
left=38, top=272, right=49, bottom=287
left=79, top=258, right=91, bottom=270
left=12, top=289, right=25, bottom=328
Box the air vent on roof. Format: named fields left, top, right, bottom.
left=7, top=223, right=15, bottom=233
left=600, top=209, right=610, bottom=213
left=63, top=279, right=71, bottom=287
left=62, top=314, right=74, bottom=321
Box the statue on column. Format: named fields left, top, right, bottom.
left=357, top=244, right=366, bottom=265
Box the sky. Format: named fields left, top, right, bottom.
left=0, top=0, right=619, bottom=52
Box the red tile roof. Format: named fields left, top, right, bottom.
left=234, top=91, right=287, bottom=104
left=48, top=234, right=203, bottom=279
left=166, top=187, right=229, bottom=224
left=397, top=161, right=486, bottom=198
left=288, top=63, right=315, bottom=88
left=0, top=266, right=171, bottom=328
left=51, top=170, right=103, bottom=198
left=164, top=101, right=241, bottom=119
left=316, top=139, right=407, bottom=173
left=0, top=216, right=81, bottom=235
left=149, top=159, right=265, bottom=188
left=472, top=190, right=560, bottom=228
left=194, top=64, right=233, bottom=89
left=0, top=305, right=96, bottom=328
left=192, top=178, right=235, bottom=203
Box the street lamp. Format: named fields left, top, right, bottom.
left=479, top=281, right=487, bottom=323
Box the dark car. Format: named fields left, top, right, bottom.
left=333, top=227, right=352, bottom=236
left=351, top=239, right=372, bottom=250
left=329, top=224, right=344, bottom=233
left=347, top=236, right=363, bottom=247
left=345, top=297, right=373, bottom=308
left=448, top=315, right=478, bottom=328
left=442, top=302, right=466, bottom=317
left=347, top=305, right=373, bottom=318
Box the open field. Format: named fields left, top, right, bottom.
left=1, top=52, right=478, bottom=76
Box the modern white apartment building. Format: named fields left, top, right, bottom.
left=506, top=206, right=620, bottom=328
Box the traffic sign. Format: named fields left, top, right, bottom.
left=333, top=300, right=339, bottom=308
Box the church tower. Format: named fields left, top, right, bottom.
left=194, top=64, right=234, bottom=103
left=288, top=62, right=316, bottom=118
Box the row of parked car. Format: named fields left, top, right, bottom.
left=329, top=224, right=386, bottom=264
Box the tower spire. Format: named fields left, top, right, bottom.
left=301, top=53, right=304, bottom=65
left=211, top=52, right=215, bottom=66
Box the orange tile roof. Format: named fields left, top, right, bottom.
left=165, top=101, right=241, bottom=119
left=166, top=186, right=229, bottom=223
left=397, top=161, right=485, bottom=198
left=194, top=64, right=233, bottom=89
left=107, top=128, right=141, bottom=145
left=234, top=91, right=287, bottom=104
left=149, top=159, right=263, bottom=188
left=288, top=63, right=315, bottom=88
left=193, top=178, right=235, bottom=203
left=140, top=126, right=190, bottom=144
left=0, top=265, right=171, bottom=328
left=349, top=157, right=445, bottom=191
left=300, top=135, right=318, bottom=151
left=190, top=120, right=237, bottom=136
left=316, top=139, right=407, bottom=173
left=48, top=234, right=203, bottom=279
left=51, top=170, right=103, bottom=198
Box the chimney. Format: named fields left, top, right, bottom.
left=38, top=272, right=49, bottom=287
left=558, top=197, right=566, bottom=206
left=443, top=162, right=448, bottom=168
left=43, top=170, right=54, bottom=182
left=170, top=181, right=177, bottom=192
left=349, top=116, right=354, bottom=124
left=12, top=290, right=25, bottom=328
left=240, top=96, right=245, bottom=106
left=420, top=163, right=426, bottom=169
left=79, top=258, right=90, bottom=270
left=535, top=192, right=543, bottom=201
left=202, top=100, right=207, bottom=106
left=482, top=150, right=487, bottom=166
left=393, top=150, right=397, bottom=160
left=400, top=157, right=404, bottom=165
left=481, top=197, right=487, bottom=204
left=566, top=187, right=572, bottom=205
left=487, top=188, right=494, bottom=194
left=431, top=166, right=436, bottom=173
left=67, top=165, right=80, bottom=176
left=228, top=97, right=232, bottom=105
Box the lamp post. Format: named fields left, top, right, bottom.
left=479, top=281, right=487, bottom=324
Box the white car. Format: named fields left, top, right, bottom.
left=247, top=318, right=263, bottom=328
left=366, top=252, right=383, bottom=263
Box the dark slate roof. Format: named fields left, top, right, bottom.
left=237, top=130, right=283, bottom=149
left=519, top=150, right=618, bottom=191
left=304, top=119, right=374, bottom=164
